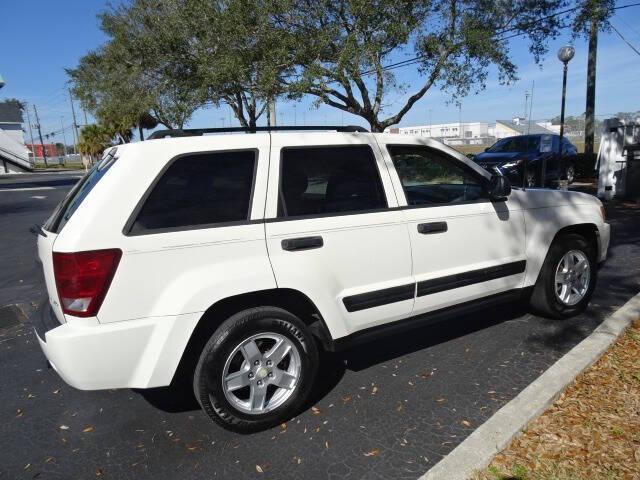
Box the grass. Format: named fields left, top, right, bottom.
left=474, top=319, right=640, bottom=480
left=33, top=162, right=85, bottom=170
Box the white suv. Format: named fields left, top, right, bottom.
left=34, top=127, right=610, bottom=432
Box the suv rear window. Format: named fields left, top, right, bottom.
left=44, top=148, right=118, bottom=234
left=278, top=145, right=387, bottom=218
left=128, top=150, right=256, bottom=235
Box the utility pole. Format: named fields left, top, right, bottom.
left=33, top=105, right=48, bottom=167
left=68, top=89, right=79, bottom=155
left=527, top=81, right=535, bottom=135
left=584, top=17, right=598, bottom=162
left=60, top=117, right=68, bottom=157
left=24, top=104, right=36, bottom=166
left=524, top=90, right=530, bottom=120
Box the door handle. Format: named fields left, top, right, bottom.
left=281, top=236, right=324, bottom=251
left=417, top=222, right=448, bottom=234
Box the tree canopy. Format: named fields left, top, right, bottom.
left=278, top=0, right=569, bottom=131
left=68, top=0, right=593, bottom=134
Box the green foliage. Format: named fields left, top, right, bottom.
left=571, top=0, right=615, bottom=37
left=0, top=99, right=25, bottom=123
left=77, top=124, right=113, bottom=158
left=278, top=0, right=569, bottom=131
left=67, top=0, right=206, bottom=135
left=67, top=0, right=595, bottom=134
left=89, top=0, right=292, bottom=129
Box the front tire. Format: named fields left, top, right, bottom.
left=530, top=233, right=597, bottom=318
left=193, top=307, right=319, bottom=433
left=565, top=164, right=575, bottom=184
left=524, top=168, right=538, bottom=188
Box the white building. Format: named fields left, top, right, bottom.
left=386, top=122, right=490, bottom=145
left=490, top=118, right=556, bottom=139
left=0, top=100, right=31, bottom=173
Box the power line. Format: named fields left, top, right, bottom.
left=611, top=23, right=640, bottom=57
left=372, top=2, right=640, bottom=76
left=615, top=13, right=640, bottom=39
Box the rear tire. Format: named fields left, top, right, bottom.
left=193, top=307, right=319, bottom=433
left=530, top=233, right=597, bottom=319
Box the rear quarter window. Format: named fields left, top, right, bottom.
left=127, top=150, right=257, bottom=235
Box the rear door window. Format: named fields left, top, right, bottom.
left=278, top=145, right=387, bottom=218
left=128, top=150, right=256, bottom=235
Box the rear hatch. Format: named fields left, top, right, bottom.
left=37, top=148, right=119, bottom=324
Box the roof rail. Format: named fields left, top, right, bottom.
left=147, top=125, right=368, bottom=139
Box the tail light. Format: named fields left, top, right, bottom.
left=53, top=249, right=122, bottom=317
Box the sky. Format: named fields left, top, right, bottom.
left=2, top=0, right=640, bottom=142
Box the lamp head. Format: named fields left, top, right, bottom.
left=557, top=45, right=575, bottom=64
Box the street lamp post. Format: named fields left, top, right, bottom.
left=555, top=45, right=575, bottom=190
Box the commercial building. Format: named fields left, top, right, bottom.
left=386, top=122, right=490, bottom=145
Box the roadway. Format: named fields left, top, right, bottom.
left=0, top=173, right=638, bottom=479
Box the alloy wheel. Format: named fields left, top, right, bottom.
left=554, top=249, right=590, bottom=306
left=221, top=332, right=301, bottom=415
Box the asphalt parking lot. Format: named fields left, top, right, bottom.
left=1, top=173, right=638, bottom=480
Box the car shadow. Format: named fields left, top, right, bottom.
left=137, top=300, right=529, bottom=415
left=336, top=301, right=529, bottom=372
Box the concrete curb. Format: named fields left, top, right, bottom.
left=420, top=291, right=640, bottom=480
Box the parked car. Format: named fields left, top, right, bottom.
left=33, top=127, right=609, bottom=432
left=473, top=134, right=577, bottom=187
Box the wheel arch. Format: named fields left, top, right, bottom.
left=170, top=288, right=333, bottom=385
left=552, top=223, right=600, bottom=258
left=527, top=222, right=600, bottom=288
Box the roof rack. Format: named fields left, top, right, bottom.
left=147, top=125, right=368, bottom=139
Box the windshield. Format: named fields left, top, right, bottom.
left=43, top=148, right=118, bottom=233
left=486, top=136, right=540, bottom=153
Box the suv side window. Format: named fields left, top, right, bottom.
left=129, top=150, right=256, bottom=234
left=388, top=145, right=486, bottom=206
left=278, top=145, right=387, bottom=218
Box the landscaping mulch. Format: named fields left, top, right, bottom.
left=475, top=320, right=640, bottom=480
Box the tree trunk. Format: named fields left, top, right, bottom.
left=138, top=124, right=145, bottom=141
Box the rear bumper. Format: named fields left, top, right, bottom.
left=34, top=303, right=201, bottom=390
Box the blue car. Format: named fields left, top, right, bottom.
left=474, top=134, right=577, bottom=188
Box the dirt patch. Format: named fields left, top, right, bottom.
left=475, top=320, right=640, bottom=480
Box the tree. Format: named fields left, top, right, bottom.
left=67, top=3, right=205, bottom=137
left=0, top=99, right=25, bottom=121
left=278, top=0, right=568, bottom=131
left=571, top=0, right=615, bottom=160
left=98, top=0, right=292, bottom=129
left=77, top=124, right=112, bottom=161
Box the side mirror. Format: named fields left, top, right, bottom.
left=484, top=147, right=489, bottom=152
left=488, top=174, right=511, bottom=201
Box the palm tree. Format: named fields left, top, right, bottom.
left=78, top=124, right=112, bottom=164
